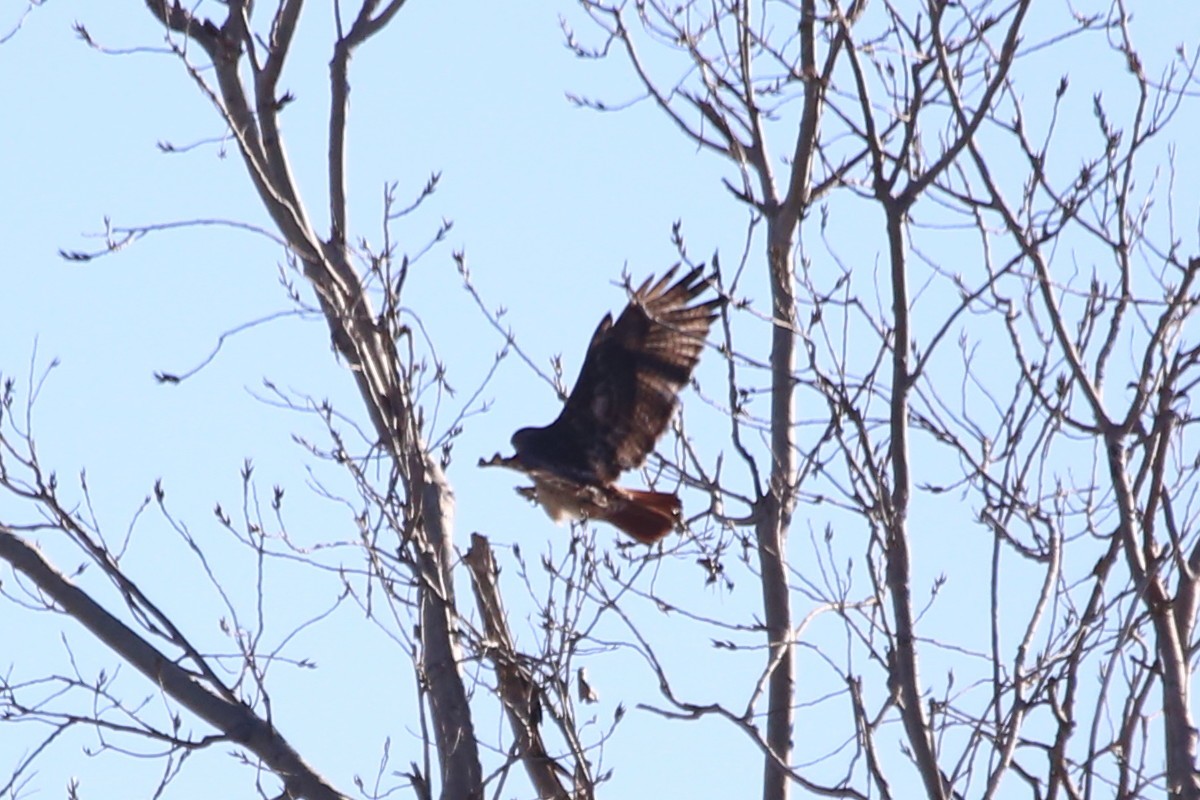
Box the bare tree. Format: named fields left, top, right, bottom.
left=4, top=1, right=1200, bottom=800
left=563, top=0, right=1200, bottom=798
left=1, top=2, right=596, bottom=798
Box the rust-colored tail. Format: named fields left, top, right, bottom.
left=602, top=488, right=682, bottom=544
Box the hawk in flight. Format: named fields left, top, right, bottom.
left=483, top=266, right=720, bottom=543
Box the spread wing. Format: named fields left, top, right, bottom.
left=549, top=265, right=720, bottom=483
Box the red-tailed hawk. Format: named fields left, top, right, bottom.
left=483, top=266, right=720, bottom=543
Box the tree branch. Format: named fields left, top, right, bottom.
left=0, top=525, right=346, bottom=800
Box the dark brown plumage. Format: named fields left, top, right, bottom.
left=498, top=265, right=720, bottom=543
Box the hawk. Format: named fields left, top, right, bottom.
left=483, top=265, right=720, bottom=543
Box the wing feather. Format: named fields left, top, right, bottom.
left=547, top=264, right=721, bottom=483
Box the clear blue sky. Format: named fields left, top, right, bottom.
left=2, top=2, right=1197, bottom=799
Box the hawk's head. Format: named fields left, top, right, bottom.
left=508, top=425, right=567, bottom=475
left=510, top=426, right=539, bottom=453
